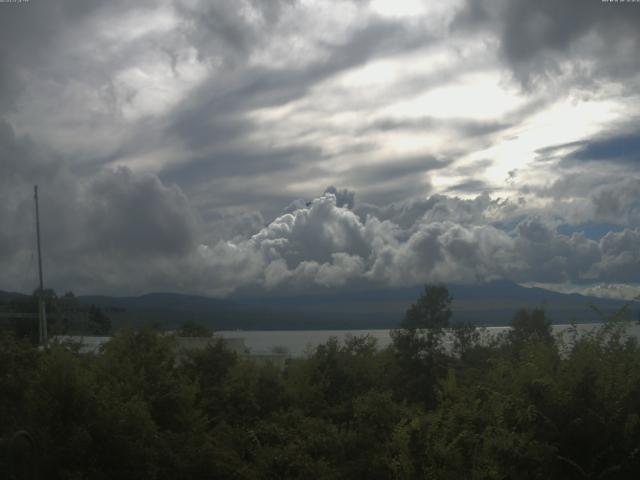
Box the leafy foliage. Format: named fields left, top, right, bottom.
left=2, top=285, right=640, bottom=479
left=391, top=285, right=453, bottom=406
left=178, top=320, right=212, bottom=338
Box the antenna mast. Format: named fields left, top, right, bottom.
left=34, top=185, right=47, bottom=348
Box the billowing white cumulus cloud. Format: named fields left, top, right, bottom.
left=1, top=147, right=639, bottom=297
left=136, top=181, right=637, bottom=299
left=0, top=1, right=639, bottom=298
left=205, top=192, right=638, bottom=293
left=75, top=188, right=633, bottom=296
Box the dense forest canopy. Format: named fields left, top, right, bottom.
left=1, top=286, right=640, bottom=479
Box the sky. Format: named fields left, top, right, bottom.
left=1, top=0, right=639, bottom=299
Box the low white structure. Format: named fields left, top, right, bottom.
left=52, top=335, right=111, bottom=354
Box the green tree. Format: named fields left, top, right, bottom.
left=289, top=335, right=383, bottom=422
left=402, top=285, right=452, bottom=331
left=391, top=285, right=452, bottom=406
left=451, top=322, right=481, bottom=361
left=87, top=304, right=111, bottom=335
left=178, top=320, right=212, bottom=338
left=509, top=307, right=553, bottom=348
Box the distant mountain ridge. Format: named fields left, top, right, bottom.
left=0, top=290, right=29, bottom=303
left=1, top=281, right=636, bottom=330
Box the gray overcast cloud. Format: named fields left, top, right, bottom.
left=1, top=0, right=639, bottom=299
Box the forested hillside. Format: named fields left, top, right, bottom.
left=2, top=281, right=631, bottom=332
left=2, top=286, right=640, bottom=479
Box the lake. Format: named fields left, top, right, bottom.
left=218, top=322, right=640, bottom=357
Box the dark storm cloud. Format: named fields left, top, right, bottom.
left=355, top=176, right=434, bottom=208
left=166, top=16, right=436, bottom=146
left=351, top=97, right=551, bottom=169
left=0, top=120, right=58, bottom=185
left=0, top=52, right=23, bottom=113
left=596, top=228, right=640, bottom=282
left=454, top=158, right=492, bottom=176
left=354, top=193, right=508, bottom=230
left=590, top=179, right=640, bottom=226
left=197, top=188, right=307, bottom=220
left=348, top=155, right=451, bottom=185
left=202, top=210, right=266, bottom=243
left=0, top=120, right=85, bottom=272
left=324, top=186, right=356, bottom=210
left=161, top=144, right=324, bottom=186
left=153, top=10, right=444, bottom=214
left=447, top=179, right=491, bottom=194
left=1, top=151, right=198, bottom=261
left=158, top=11, right=439, bottom=210
left=0, top=0, right=100, bottom=107
left=0, top=0, right=162, bottom=110
left=449, top=0, right=493, bottom=32
left=534, top=140, right=587, bottom=162
left=336, top=154, right=456, bottom=207
left=0, top=116, right=200, bottom=292
left=84, top=167, right=197, bottom=256
left=247, top=20, right=425, bottom=104
left=523, top=123, right=640, bottom=227
left=516, top=168, right=640, bottom=229
left=359, top=116, right=513, bottom=138
left=501, top=0, right=640, bottom=76
left=168, top=108, right=250, bottom=151
left=454, top=0, right=640, bottom=87
left=564, top=133, right=640, bottom=165
left=175, top=0, right=295, bottom=67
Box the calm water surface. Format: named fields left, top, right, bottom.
left=218, top=323, right=640, bottom=357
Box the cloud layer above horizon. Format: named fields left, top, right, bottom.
left=1, top=0, right=639, bottom=299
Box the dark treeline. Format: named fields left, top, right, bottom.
left=2, top=286, right=640, bottom=479
left=0, top=290, right=111, bottom=342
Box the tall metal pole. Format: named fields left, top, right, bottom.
left=34, top=185, right=47, bottom=348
